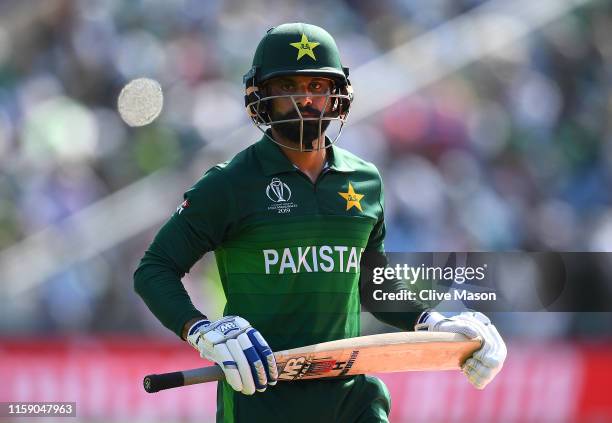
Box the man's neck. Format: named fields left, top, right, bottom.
left=271, top=129, right=328, bottom=183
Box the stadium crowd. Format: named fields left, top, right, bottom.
left=0, top=0, right=611, bottom=337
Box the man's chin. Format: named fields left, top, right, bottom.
left=271, top=124, right=319, bottom=147
left=271, top=120, right=331, bottom=147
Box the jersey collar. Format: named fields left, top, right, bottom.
left=255, top=131, right=355, bottom=176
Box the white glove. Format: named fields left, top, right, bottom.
left=187, top=316, right=278, bottom=395
left=415, top=310, right=507, bottom=389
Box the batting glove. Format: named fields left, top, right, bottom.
left=415, top=310, right=507, bottom=389
left=187, top=316, right=278, bottom=395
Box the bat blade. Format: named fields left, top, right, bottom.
left=143, top=332, right=480, bottom=393
left=274, top=332, right=480, bottom=381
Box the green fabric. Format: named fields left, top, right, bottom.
left=360, top=248, right=427, bottom=331
left=218, top=375, right=390, bottom=423
left=134, top=132, right=422, bottom=421
left=133, top=262, right=205, bottom=337
left=134, top=133, right=383, bottom=340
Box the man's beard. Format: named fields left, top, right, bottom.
left=270, top=107, right=331, bottom=149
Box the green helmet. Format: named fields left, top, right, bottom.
left=244, top=23, right=353, bottom=151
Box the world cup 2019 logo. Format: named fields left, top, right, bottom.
left=266, top=177, right=292, bottom=203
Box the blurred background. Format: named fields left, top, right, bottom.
left=0, top=0, right=611, bottom=421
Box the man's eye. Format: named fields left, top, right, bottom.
left=311, top=82, right=331, bottom=93
left=280, top=84, right=295, bottom=92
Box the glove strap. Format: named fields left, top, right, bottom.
left=415, top=310, right=449, bottom=330
left=186, top=319, right=211, bottom=349
left=188, top=319, right=210, bottom=336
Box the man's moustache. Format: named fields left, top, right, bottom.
left=280, top=108, right=324, bottom=119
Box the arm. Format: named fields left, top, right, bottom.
left=359, top=248, right=427, bottom=330
left=134, top=167, right=232, bottom=336
left=133, top=167, right=277, bottom=395
left=359, top=169, right=506, bottom=389
left=182, top=317, right=205, bottom=340
left=133, top=221, right=209, bottom=338
left=359, top=168, right=428, bottom=330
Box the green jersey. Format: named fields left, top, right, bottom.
left=134, top=132, right=426, bottom=422
left=137, top=132, right=385, bottom=350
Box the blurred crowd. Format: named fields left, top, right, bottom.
left=0, top=0, right=611, bottom=338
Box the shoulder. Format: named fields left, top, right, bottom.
left=334, top=146, right=385, bottom=211
left=189, top=143, right=258, bottom=196
left=333, top=145, right=383, bottom=182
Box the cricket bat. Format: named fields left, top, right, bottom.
left=143, top=331, right=480, bottom=393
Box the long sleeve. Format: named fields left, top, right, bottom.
left=359, top=172, right=427, bottom=330
left=134, top=167, right=235, bottom=337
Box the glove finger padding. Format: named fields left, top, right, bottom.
left=473, top=323, right=507, bottom=368
left=213, top=342, right=244, bottom=393
left=237, top=332, right=268, bottom=392
left=247, top=328, right=278, bottom=385
left=226, top=338, right=257, bottom=395
left=186, top=316, right=278, bottom=395
left=463, top=357, right=489, bottom=377
left=463, top=357, right=501, bottom=389
left=438, top=314, right=505, bottom=368
left=416, top=310, right=507, bottom=390
left=436, top=319, right=480, bottom=339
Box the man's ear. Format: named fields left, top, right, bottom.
left=261, top=86, right=275, bottom=123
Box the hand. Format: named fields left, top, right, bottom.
left=186, top=316, right=278, bottom=395
left=415, top=310, right=507, bottom=389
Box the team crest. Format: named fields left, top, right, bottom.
left=290, top=34, right=320, bottom=61
left=338, top=183, right=364, bottom=212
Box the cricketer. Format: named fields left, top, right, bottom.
left=134, top=23, right=507, bottom=423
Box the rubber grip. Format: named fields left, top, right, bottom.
left=143, top=365, right=225, bottom=393
left=143, top=371, right=184, bottom=393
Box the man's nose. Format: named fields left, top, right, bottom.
left=296, top=94, right=313, bottom=108
left=294, top=84, right=314, bottom=106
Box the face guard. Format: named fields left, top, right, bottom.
left=244, top=23, right=354, bottom=151
left=244, top=75, right=353, bottom=151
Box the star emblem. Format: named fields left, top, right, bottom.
left=338, top=183, right=364, bottom=212
left=290, top=34, right=320, bottom=61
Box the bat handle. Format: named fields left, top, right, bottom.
left=143, top=365, right=225, bottom=393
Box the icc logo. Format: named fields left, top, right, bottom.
left=266, top=177, right=292, bottom=202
